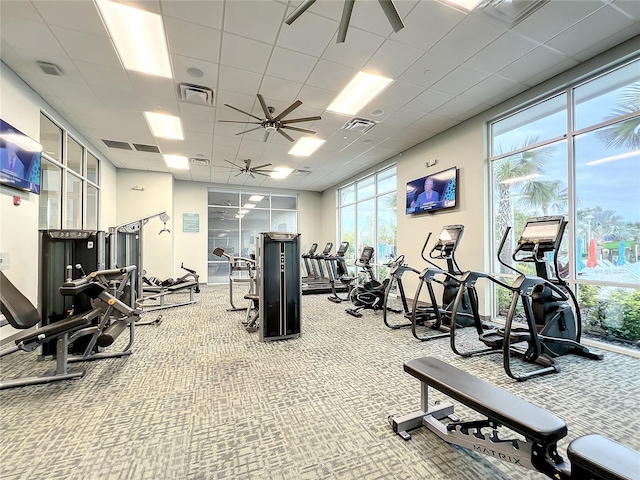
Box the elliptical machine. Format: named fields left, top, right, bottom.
left=409, top=225, right=474, bottom=341
left=450, top=215, right=603, bottom=381
left=346, top=247, right=406, bottom=318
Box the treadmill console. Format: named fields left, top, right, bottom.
left=358, top=246, right=374, bottom=264
left=337, top=241, right=349, bottom=256
left=320, top=242, right=333, bottom=256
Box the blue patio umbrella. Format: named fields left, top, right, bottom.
left=616, top=240, right=626, bottom=266
left=577, top=238, right=585, bottom=271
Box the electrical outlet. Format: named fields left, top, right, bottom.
left=0, top=252, right=9, bottom=270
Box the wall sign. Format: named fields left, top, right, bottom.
left=182, top=213, right=199, bottom=233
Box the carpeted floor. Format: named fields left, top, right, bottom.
left=1, top=284, right=638, bottom=480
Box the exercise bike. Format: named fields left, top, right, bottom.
left=346, top=247, right=405, bottom=318
left=408, top=225, right=474, bottom=341
left=450, top=215, right=603, bottom=381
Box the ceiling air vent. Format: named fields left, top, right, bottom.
left=190, top=157, right=211, bottom=166
left=37, top=61, right=63, bottom=76
left=477, top=0, right=549, bottom=27
left=342, top=117, right=377, bottom=134
left=179, top=83, right=215, bottom=106
left=133, top=143, right=161, bottom=153
left=102, top=139, right=133, bottom=150
left=294, top=169, right=312, bottom=176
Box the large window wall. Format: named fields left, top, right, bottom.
left=489, top=58, right=640, bottom=345
left=38, top=113, right=100, bottom=230
left=338, top=165, right=397, bottom=279
left=207, top=189, right=298, bottom=283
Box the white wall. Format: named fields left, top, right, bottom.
left=115, top=170, right=174, bottom=280
left=0, top=63, right=116, bottom=306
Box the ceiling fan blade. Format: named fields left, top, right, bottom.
left=378, top=0, right=405, bottom=33
left=273, top=100, right=302, bottom=122
left=223, top=103, right=263, bottom=121
left=284, top=0, right=316, bottom=25
left=249, top=172, right=255, bottom=179
left=281, top=126, right=316, bottom=134
left=224, top=159, right=242, bottom=168
left=257, top=94, right=273, bottom=120
left=234, top=172, right=244, bottom=177
left=218, top=120, right=262, bottom=124
left=337, top=0, right=355, bottom=43
left=277, top=129, right=295, bottom=142
left=281, top=116, right=322, bottom=124
left=235, top=127, right=263, bottom=135
left=252, top=163, right=272, bottom=170
left=263, top=130, right=271, bottom=143
left=255, top=171, right=272, bottom=177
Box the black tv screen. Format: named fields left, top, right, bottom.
left=0, top=119, right=42, bottom=195
left=406, top=166, right=457, bottom=215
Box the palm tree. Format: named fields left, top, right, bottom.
left=519, top=180, right=568, bottom=216
left=595, top=82, right=640, bottom=150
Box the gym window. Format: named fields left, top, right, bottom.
left=338, top=165, right=397, bottom=280
left=39, top=113, right=100, bottom=230
left=488, top=57, right=640, bottom=346
left=207, top=189, right=298, bottom=283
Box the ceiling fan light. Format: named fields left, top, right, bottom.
left=163, top=154, right=189, bottom=170
left=270, top=167, right=294, bottom=179
left=288, top=137, right=326, bottom=157
left=327, top=71, right=394, bottom=115
left=265, top=125, right=277, bottom=132
left=144, top=111, right=184, bottom=140
left=96, top=0, right=172, bottom=78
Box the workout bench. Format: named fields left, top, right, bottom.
left=389, top=356, right=639, bottom=480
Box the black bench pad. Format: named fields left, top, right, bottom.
left=404, top=357, right=568, bottom=445
left=568, top=434, right=640, bottom=480
left=18, top=307, right=101, bottom=345
left=143, top=281, right=197, bottom=294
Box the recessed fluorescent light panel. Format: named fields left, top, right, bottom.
left=327, top=72, right=394, bottom=115
left=288, top=138, right=326, bottom=157
left=144, top=112, right=184, bottom=140
left=96, top=0, right=172, bottom=78
left=437, top=0, right=484, bottom=12
left=271, top=167, right=294, bottom=179
left=243, top=203, right=256, bottom=209
left=163, top=155, right=189, bottom=170
left=249, top=195, right=264, bottom=202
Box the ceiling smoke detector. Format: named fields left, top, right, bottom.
left=178, top=83, right=215, bottom=106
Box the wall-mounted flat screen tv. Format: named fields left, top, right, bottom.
left=406, top=166, right=457, bottom=215
left=0, top=119, right=42, bottom=195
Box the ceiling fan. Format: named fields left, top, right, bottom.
left=218, top=93, right=321, bottom=142
left=224, top=159, right=274, bottom=178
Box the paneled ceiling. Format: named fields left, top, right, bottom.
left=1, top=0, right=638, bottom=191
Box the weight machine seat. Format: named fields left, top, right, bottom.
left=568, top=434, right=640, bottom=480
left=17, top=308, right=101, bottom=346
left=143, top=281, right=198, bottom=294
left=404, top=357, right=567, bottom=445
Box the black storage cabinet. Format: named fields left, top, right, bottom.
left=258, top=232, right=301, bottom=342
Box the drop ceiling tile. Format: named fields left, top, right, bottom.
left=410, top=114, right=460, bottom=134
left=379, top=108, right=426, bottom=129
left=405, top=89, right=454, bottom=114
left=430, top=65, right=489, bottom=96
left=214, top=122, right=248, bottom=138
left=112, top=1, right=161, bottom=15
left=162, top=0, right=224, bottom=30
left=179, top=102, right=216, bottom=123
left=32, top=1, right=106, bottom=36
left=297, top=84, right=338, bottom=110
left=224, top=1, right=287, bottom=44
left=358, top=101, right=399, bottom=123
left=220, top=32, right=272, bottom=74
left=306, top=59, right=357, bottom=92
left=277, top=8, right=337, bottom=57
left=259, top=76, right=304, bottom=104
left=611, top=0, right=640, bottom=20
left=429, top=15, right=506, bottom=64
left=374, top=81, right=425, bottom=108
left=5, top=47, right=85, bottom=83
left=389, top=126, right=431, bottom=143
left=350, top=0, right=419, bottom=37
left=216, top=90, right=258, bottom=118
left=321, top=27, right=385, bottom=70
left=218, top=65, right=263, bottom=97
left=545, top=5, right=637, bottom=57
left=183, top=118, right=215, bottom=135
left=398, top=52, right=460, bottom=88
left=213, top=135, right=242, bottom=149
left=50, top=25, right=121, bottom=68
left=171, top=54, right=219, bottom=90
left=464, top=31, right=539, bottom=74
left=432, top=96, right=490, bottom=121
left=267, top=47, right=318, bottom=84
left=513, top=0, right=605, bottom=43
left=486, top=83, right=530, bottom=106
left=164, top=17, right=221, bottom=63
left=364, top=39, right=424, bottom=79
left=76, top=61, right=132, bottom=91
left=0, top=1, right=42, bottom=21
left=460, top=75, right=519, bottom=105
left=573, top=24, right=640, bottom=62
left=2, top=18, right=68, bottom=58
left=526, top=58, right=580, bottom=88
left=391, top=0, right=465, bottom=51
left=128, top=72, right=176, bottom=104
left=498, top=46, right=569, bottom=84
left=45, top=78, right=96, bottom=102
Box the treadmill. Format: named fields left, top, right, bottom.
left=302, top=242, right=349, bottom=295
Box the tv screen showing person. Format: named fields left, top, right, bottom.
left=405, top=167, right=457, bottom=215
left=0, top=120, right=42, bottom=194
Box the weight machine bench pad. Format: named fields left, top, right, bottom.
left=568, top=434, right=640, bottom=480
left=17, top=307, right=101, bottom=345
left=404, top=357, right=567, bottom=445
